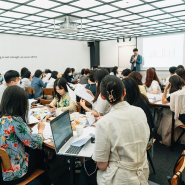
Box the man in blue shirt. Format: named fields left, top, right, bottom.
left=130, top=48, right=142, bottom=72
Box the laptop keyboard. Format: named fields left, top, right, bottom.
left=65, top=146, right=83, bottom=155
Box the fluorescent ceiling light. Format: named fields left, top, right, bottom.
left=28, top=0, right=60, bottom=9
left=0, top=27, right=11, bottom=30
left=5, top=31, right=19, bottom=33
left=88, top=22, right=104, bottom=26
left=1, top=12, right=27, bottom=18
left=106, top=10, right=131, bottom=17
left=10, top=0, right=29, bottom=2
left=90, top=15, right=109, bottom=20
left=116, top=22, right=131, bottom=26
left=99, top=24, right=114, bottom=28
left=172, top=11, right=185, bottom=16
left=72, top=10, right=96, bottom=17
left=151, top=0, right=183, bottom=8
left=163, top=5, right=185, bottom=12
left=2, top=23, right=20, bottom=27
left=127, top=4, right=154, bottom=13
left=37, top=11, right=61, bottom=17
left=159, top=18, right=178, bottom=22
left=24, top=16, right=46, bottom=21
left=112, top=0, right=143, bottom=8
left=167, top=21, right=184, bottom=25
left=140, top=21, right=158, bottom=25
left=151, top=14, right=172, bottom=20
left=140, top=10, right=163, bottom=17
left=131, top=18, right=150, bottom=23
left=52, top=5, right=80, bottom=13
left=120, top=15, right=141, bottom=21
left=0, top=17, right=14, bottom=22
left=24, top=26, right=38, bottom=29
left=103, top=19, right=121, bottom=23
left=13, top=5, right=42, bottom=14
left=0, top=1, right=17, bottom=9
left=14, top=28, right=27, bottom=31
left=13, top=20, right=33, bottom=25
left=71, top=0, right=102, bottom=8
left=90, top=5, right=117, bottom=13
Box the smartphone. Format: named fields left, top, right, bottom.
left=45, top=104, right=53, bottom=108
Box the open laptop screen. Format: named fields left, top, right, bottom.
left=50, top=110, right=73, bottom=153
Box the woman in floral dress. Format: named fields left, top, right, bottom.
left=0, top=85, right=51, bottom=185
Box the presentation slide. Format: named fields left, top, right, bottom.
left=140, top=34, right=184, bottom=70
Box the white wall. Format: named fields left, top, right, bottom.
left=0, top=33, right=90, bottom=74
left=100, top=38, right=136, bottom=69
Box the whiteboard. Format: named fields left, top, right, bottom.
left=118, top=45, right=136, bottom=69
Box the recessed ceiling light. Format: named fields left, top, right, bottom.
left=52, top=5, right=80, bottom=13
left=37, top=11, right=61, bottom=17
left=28, top=0, right=60, bottom=9
left=71, top=0, right=102, bottom=8
left=13, top=5, right=42, bottom=14
left=1, top=11, right=27, bottom=18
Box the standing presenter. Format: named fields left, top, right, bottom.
left=130, top=48, right=142, bottom=72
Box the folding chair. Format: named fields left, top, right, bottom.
left=167, top=150, right=185, bottom=185
left=0, top=148, right=45, bottom=185
left=42, top=88, right=54, bottom=99
left=147, top=138, right=156, bottom=174
left=25, top=87, right=35, bottom=99
left=40, top=99, right=52, bottom=106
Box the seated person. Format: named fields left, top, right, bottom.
left=151, top=67, right=166, bottom=86
left=0, top=85, right=51, bottom=185
left=49, top=78, right=76, bottom=112
left=166, top=66, right=177, bottom=84
left=20, top=70, right=32, bottom=89
left=0, top=73, right=3, bottom=85
left=85, top=70, right=96, bottom=96
left=158, top=75, right=185, bottom=146
left=122, top=77, right=154, bottom=139
left=20, top=67, right=28, bottom=78
left=80, top=69, right=90, bottom=84
left=93, top=65, right=98, bottom=70
left=145, top=68, right=161, bottom=94
left=62, top=68, right=73, bottom=84
left=0, top=70, right=20, bottom=102
left=79, top=75, right=150, bottom=185
left=128, top=71, right=147, bottom=97
left=177, top=65, right=184, bottom=70
left=175, top=68, right=185, bottom=83
left=110, top=66, right=118, bottom=76
left=80, top=69, right=110, bottom=117
left=31, top=70, right=47, bottom=99
left=121, top=68, right=131, bottom=78
left=42, top=69, right=51, bottom=83
left=46, top=71, right=59, bottom=88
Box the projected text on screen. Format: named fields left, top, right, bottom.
left=142, top=34, right=184, bottom=69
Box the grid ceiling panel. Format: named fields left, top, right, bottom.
left=0, top=0, right=185, bottom=41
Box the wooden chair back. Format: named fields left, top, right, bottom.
left=77, top=102, right=81, bottom=113
left=42, top=88, right=54, bottom=99
left=169, top=150, right=185, bottom=185
left=0, top=148, right=11, bottom=170
left=25, top=87, right=35, bottom=95
left=40, top=99, right=52, bottom=106
left=0, top=148, right=45, bottom=185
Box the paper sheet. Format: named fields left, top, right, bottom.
left=67, top=85, right=77, bottom=105
left=155, top=101, right=170, bottom=106
left=31, top=123, right=52, bottom=139
left=28, top=99, right=37, bottom=106
left=85, top=114, right=95, bottom=127
left=71, top=127, right=95, bottom=147
left=74, top=84, right=94, bottom=104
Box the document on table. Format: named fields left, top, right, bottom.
left=71, top=127, right=95, bottom=147
left=85, top=114, right=95, bottom=127
left=31, top=123, right=52, bottom=139
left=147, top=93, right=162, bottom=102
left=74, top=84, right=94, bottom=104
left=28, top=99, right=37, bottom=106
left=155, top=101, right=170, bottom=106
left=28, top=111, right=39, bottom=124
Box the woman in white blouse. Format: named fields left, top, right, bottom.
left=79, top=75, right=150, bottom=185
left=80, top=69, right=110, bottom=117
left=46, top=71, right=59, bottom=88
left=145, top=68, right=162, bottom=94
left=20, top=70, right=32, bottom=89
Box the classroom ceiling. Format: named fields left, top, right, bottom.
left=0, top=0, right=185, bottom=41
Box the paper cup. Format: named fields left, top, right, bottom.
left=76, top=125, right=83, bottom=137
left=73, top=112, right=79, bottom=119
left=86, top=112, right=92, bottom=118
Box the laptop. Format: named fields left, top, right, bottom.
left=50, top=110, right=95, bottom=157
